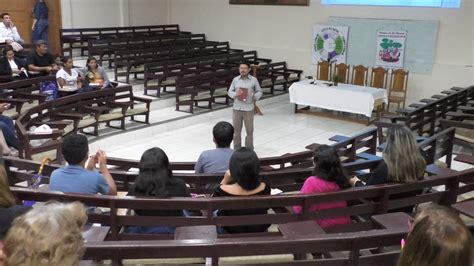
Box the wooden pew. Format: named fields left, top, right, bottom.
left=114, top=41, right=242, bottom=83
left=143, top=50, right=272, bottom=97
left=60, top=24, right=187, bottom=56
left=14, top=85, right=151, bottom=160
left=174, top=70, right=236, bottom=113
left=9, top=168, right=473, bottom=242
left=0, top=75, right=55, bottom=119
left=88, top=33, right=206, bottom=67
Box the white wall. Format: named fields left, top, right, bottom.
left=61, top=0, right=169, bottom=28
left=128, top=0, right=169, bottom=26
left=168, top=0, right=473, bottom=104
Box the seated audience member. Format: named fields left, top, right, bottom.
left=195, top=121, right=234, bottom=174
left=126, top=147, right=191, bottom=234
left=26, top=40, right=58, bottom=76
left=53, top=54, right=62, bottom=69
left=0, top=164, right=31, bottom=240
left=349, top=126, right=426, bottom=212
left=350, top=125, right=426, bottom=187
left=0, top=46, right=27, bottom=80
left=49, top=134, right=117, bottom=195
left=398, top=205, right=472, bottom=266
left=79, top=56, right=113, bottom=89
left=1, top=201, right=87, bottom=266
left=293, top=145, right=351, bottom=229
left=0, top=104, right=18, bottom=156
left=56, top=57, right=93, bottom=93
left=0, top=13, right=24, bottom=52
left=212, top=147, right=271, bottom=234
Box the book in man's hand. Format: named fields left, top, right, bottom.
left=237, top=87, right=249, bottom=102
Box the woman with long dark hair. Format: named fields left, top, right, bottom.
left=293, top=145, right=352, bottom=229
left=126, top=147, right=190, bottom=234
left=212, top=147, right=271, bottom=234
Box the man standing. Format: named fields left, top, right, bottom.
left=27, top=40, right=58, bottom=75
left=0, top=13, right=24, bottom=51
left=228, top=62, right=262, bottom=150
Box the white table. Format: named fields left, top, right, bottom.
left=289, top=80, right=388, bottom=118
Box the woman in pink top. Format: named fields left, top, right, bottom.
left=293, top=145, right=351, bottom=229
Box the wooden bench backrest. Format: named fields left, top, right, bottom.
left=9, top=168, right=473, bottom=241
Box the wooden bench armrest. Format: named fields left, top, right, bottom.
left=357, top=152, right=381, bottom=161
left=0, top=98, right=29, bottom=104
left=457, top=106, right=474, bottom=114
left=454, top=154, right=474, bottom=165
left=451, top=199, right=474, bottom=218
left=440, top=119, right=474, bottom=129
left=17, top=92, right=49, bottom=102
left=278, top=221, right=325, bottom=238
left=445, top=112, right=474, bottom=121
left=329, top=135, right=349, bottom=142
left=256, top=57, right=272, bottom=64
left=132, top=96, right=153, bottom=103
left=425, top=164, right=458, bottom=176
left=372, top=212, right=412, bottom=229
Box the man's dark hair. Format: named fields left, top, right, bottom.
left=1, top=13, right=10, bottom=19
left=35, top=40, right=47, bottom=47
left=239, top=62, right=251, bottom=69
left=213, top=121, right=234, bottom=148
left=61, top=134, right=89, bottom=165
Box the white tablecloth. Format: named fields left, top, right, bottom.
left=289, top=80, right=388, bottom=117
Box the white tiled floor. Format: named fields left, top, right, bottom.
left=89, top=91, right=369, bottom=162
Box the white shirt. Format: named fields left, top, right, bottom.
left=56, top=68, right=79, bottom=88
left=0, top=23, right=23, bottom=43
left=8, top=59, right=18, bottom=72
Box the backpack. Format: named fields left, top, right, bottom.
left=39, top=81, right=59, bottom=101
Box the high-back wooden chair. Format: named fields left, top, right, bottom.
left=334, top=63, right=349, bottom=84
left=316, top=61, right=332, bottom=81
left=370, top=67, right=388, bottom=89
left=388, top=69, right=409, bottom=111
left=351, top=65, right=368, bottom=86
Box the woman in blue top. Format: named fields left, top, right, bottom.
left=31, top=0, right=49, bottom=44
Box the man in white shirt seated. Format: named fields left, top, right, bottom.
left=0, top=13, right=24, bottom=51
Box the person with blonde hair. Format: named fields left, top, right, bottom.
left=349, top=126, right=426, bottom=212
left=398, top=205, right=473, bottom=266
left=1, top=201, right=87, bottom=266
left=350, top=125, right=426, bottom=186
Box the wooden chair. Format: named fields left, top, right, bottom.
left=370, top=67, right=388, bottom=89
left=387, top=69, right=409, bottom=111
left=334, top=63, right=350, bottom=83
left=351, top=65, right=368, bottom=86
left=316, top=61, right=332, bottom=81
